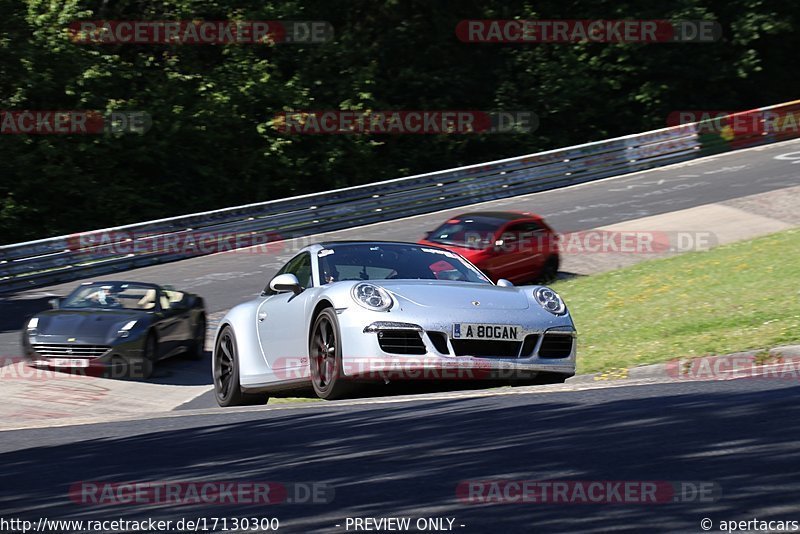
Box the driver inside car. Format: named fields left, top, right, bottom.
left=86, top=286, right=120, bottom=307
left=320, top=260, right=339, bottom=284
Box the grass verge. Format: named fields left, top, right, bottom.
left=552, top=228, right=800, bottom=374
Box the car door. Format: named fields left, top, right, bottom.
left=162, top=289, right=194, bottom=349
left=520, top=220, right=549, bottom=278
left=479, top=222, right=525, bottom=281
left=152, top=288, right=185, bottom=359
left=257, top=252, right=315, bottom=371
left=493, top=221, right=542, bottom=283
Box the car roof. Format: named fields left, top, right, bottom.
left=317, top=240, right=447, bottom=249
left=450, top=211, right=538, bottom=222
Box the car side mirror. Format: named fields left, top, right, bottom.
left=269, top=273, right=303, bottom=295
left=495, top=234, right=520, bottom=252
left=48, top=297, right=61, bottom=309
left=423, top=231, right=433, bottom=239
left=496, top=279, right=514, bottom=287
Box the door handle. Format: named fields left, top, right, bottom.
left=258, top=312, right=267, bottom=322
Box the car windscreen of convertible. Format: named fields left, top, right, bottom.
left=60, top=282, right=158, bottom=310
left=319, top=243, right=492, bottom=284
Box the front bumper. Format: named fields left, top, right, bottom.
left=22, top=334, right=146, bottom=375
left=336, top=309, right=576, bottom=381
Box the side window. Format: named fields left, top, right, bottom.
left=523, top=221, right=545, bottom=234
left=498, top=223, right=524, bottom=250
left=292, top=253, right=313, bottom=289
left=521, top=222, right=546, bottom=251
left=262, top=253, right=313, bottom=296
left=501, top=222, right=544, bottom=250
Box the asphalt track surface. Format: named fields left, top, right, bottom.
left=1, top=377, right=799, bottom=533
left=2, top=140, right=800, bottom=532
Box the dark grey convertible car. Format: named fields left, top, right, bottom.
left=22, top=281, right=206, bottom=378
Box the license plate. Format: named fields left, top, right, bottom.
left=452, top=323, right=522, bottom=341
left=48, top=358, right=90, bottom=368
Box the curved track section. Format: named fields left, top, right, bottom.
left=1, top=377, right=799, bottom=532
left=2, top=139, right=799, bottom=341
left=0, top=140, right=800, bottom=532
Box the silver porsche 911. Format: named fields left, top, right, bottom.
left=212, top=241, right=576, bottom=406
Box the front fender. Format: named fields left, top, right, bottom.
left=212, top=299, right=273, bottom=387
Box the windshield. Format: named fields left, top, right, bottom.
left=318, top=243, right=492, bottom=284
left=61, top=283, right=160, bottom=310
left=425, top=216, right=502, bottom=249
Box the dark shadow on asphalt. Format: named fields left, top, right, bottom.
left=179, top=378, right=533, bottom=410
left=143, top=351, right=213, bottom=386
left=555, top=270, right=583, bottom=281
left=1, top=381, right=799, bottom=533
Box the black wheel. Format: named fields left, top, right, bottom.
left=310, top=308, right=357, bottom=400
left=538, top=255, right=560, bottom=283
left=136, top=332, right=157, bottom=379
left=187, top=314, right=206, bottom=360
left=214, top=326, right=268, bottom=407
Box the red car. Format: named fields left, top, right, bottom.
left=418, top=211, right=560, bottom=284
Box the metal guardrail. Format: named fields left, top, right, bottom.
left=2, top=100, right=799, bottom=293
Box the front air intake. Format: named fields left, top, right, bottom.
left=377, top=330, right=427, bottom=355
left=538, top=334, right=573, bottom=358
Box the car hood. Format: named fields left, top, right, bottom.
left=33, top=309, right=148, bottom=339
left=376, top=280, right=529, bottom=310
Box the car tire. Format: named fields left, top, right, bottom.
left=538, top=255, right=560, bottom=284
left=187, top=314, right=206, bottom=360
left=137, top=332, right=157, bottom=379
left=310, top=308, right=357, bottom=400
left=214, top=326, right=269, bottom=407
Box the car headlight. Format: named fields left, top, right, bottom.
left=533, top=287, right=567, bottom=315
left=27, top=317, right=39, bottom=336
left=117, top=320, right=137, bottom=338
left=351, top=283, right=393, bottom=312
